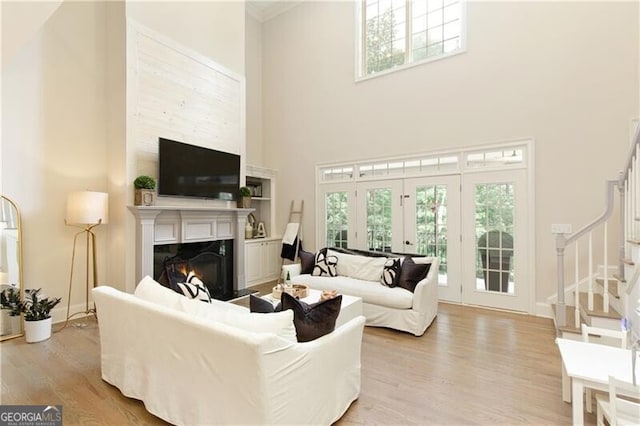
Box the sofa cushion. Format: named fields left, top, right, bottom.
left=312, top=248, right=338, bottom=277
left=299, top=249, right=316, bottom=274
left=380, top=257, right=401, bottom=287
left=398, top=256, right=431, bottom=293
left=281, top=292, right=342, bottom=342
left=327, top=249, right=388, bottom=281
left=222, top=309, right=297, bottom=342
left=290, top=274, right=413, bottom=309
left=134, top=275, right=185, bottom=310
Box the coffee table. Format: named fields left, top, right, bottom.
left=262, top=288, right=363, bottom=328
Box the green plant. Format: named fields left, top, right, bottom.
left=0, top=287, right=21, bottom=316
left=134, top=175, right=156, bottom=190
left=18, top=288, right=61, bottom=321
left=239, top=186, right=252, bottom=197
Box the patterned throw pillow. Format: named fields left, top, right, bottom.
left=173, top=272, right=212, bottom=303
left=380, top=257, right=401, bottom=287
left=311, top=248, right=338, bottom=277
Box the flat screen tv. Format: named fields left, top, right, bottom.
left=158, top=138, right=240, bottom=200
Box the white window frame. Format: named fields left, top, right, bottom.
left=355, top=0, right=468, bottom=82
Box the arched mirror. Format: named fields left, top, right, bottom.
left=0, top=195, right=23, bottom=341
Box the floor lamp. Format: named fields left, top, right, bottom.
left=64, top=191, right=108, bottom=327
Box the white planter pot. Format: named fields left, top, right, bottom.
left=24, top=317, right=52, bottom=343
left=0, top=309, right=11, bottom=336
left=10, top=315, right=21, bottom=335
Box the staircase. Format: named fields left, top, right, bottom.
left=552, top=128, right=640, bottom=343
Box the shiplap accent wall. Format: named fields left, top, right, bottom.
left=127, top=20, right=246, bottom=205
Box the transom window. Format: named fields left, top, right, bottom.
left=359, top=0, right=465, bottom=79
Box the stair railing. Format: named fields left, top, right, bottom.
left=555, top=124, right=640, bottom=329
left=554, top=180, right=620, bottom=328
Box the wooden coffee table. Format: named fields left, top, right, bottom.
left=262, top=288, right=363, bottom=328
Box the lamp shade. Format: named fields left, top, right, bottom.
left=66, top=191, right=109, bottom=225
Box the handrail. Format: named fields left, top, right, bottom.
left=563, top=180, right=618, bottom=245
left=621, top=123, right=640, bottom=182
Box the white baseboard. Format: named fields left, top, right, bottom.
left=50, top=302, right=93, bottom=325
left=535, top=302, right=554, bottom=319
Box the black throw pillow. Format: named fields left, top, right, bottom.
left=280, top=292, right=342, bottom=342
left=397, top=256, right=431, bottom=293
left=249, top=294, right=282, bottom=313
left=299, top=249, right=316, bottom=275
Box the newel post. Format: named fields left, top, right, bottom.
left=555, top=233, right=567, bottom=328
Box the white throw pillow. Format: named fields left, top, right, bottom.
left=222, top=309, right=297, bottom=343
left=328, top=250, right=389, bottom=281
left=134, top=275, right=184, bottom=310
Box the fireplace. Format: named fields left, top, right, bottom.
left=128, top=206, right=253, bottom=296
left=154, top=240, right=234, bottom=301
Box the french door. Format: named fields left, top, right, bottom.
left=403, top=176, right=461, bottom=302
left=355, top=180, right=404, bottom=253
left=461, top=170, right=529, bottom=312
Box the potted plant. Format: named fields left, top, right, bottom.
left=19, top=288, right=61, bottom=343
left=134, top=175, right=156, bottom=206
left=1, top=287, right=21, bottom=335
left=238, top=186, right=252, bottom=208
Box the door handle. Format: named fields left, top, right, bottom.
left=405, top=240, right=412, bottom=245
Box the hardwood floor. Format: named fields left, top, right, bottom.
left=1, top=287, right=593, bottom=425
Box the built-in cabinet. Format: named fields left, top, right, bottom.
left=245, top=237, right=281, bottom=286
left=244, top=165, right=281, bottom=286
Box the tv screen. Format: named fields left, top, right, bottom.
left=158, top=138, right=240, bottom=200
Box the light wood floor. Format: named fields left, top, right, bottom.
left=0, top=286, right=594, bottom=425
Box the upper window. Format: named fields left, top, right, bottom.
left=358, top=0, right=464, bottom=79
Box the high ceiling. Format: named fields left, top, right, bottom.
left=245, top=1, right=302, bottom=22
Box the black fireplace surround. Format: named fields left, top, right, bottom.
left=154, top=240, right=234, bottom=301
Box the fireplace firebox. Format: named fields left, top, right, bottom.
left=154, top=240, right=234, bottom=301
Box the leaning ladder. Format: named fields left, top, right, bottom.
left=278, top=200, right=304, bottom=283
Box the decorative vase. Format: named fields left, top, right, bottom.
left=24, top=317, right=52, bottom=343
left=0, top=309, right=11, bottom=336
left=134, top=189, right=155, bottom=206
left=238, top=196, right=251, bottom=208
left=10, top=314, right=21, bottom=335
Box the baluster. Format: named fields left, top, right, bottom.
left=603, top=222, right=609, bottom=313
left=588, top=231, right=594, bottom=311
left=575, top=242, right=580, bottom=328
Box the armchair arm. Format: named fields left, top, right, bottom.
left=412, top=258, right=439, bottom=313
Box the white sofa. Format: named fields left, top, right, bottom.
left=283, top=251, right=439, bottom=336
left=92, top=277, right=366, bottom=426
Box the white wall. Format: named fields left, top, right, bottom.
left=245, top=12, right=263, bottom=166
left=2, top=1, right=247, bottom=318
left=261, top=1, right=639, bottom=306
left=2, top=1, right=109, bottom=319
left=126, top=1, right=245, bottom=76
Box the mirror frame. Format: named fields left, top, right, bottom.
left=1, top=195, right=24, bottom=341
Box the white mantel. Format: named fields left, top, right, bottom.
left=128, top=206, right=254, bottom=292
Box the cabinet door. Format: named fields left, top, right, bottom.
left=263, top=240, right=281, bottom=280
left=245, top=242, right=263, bottom=284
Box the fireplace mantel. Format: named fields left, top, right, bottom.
left=128, top=206, right=254, bottom=292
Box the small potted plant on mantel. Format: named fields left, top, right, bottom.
left=134, top=175, right=156, bottom=206
left=19, top=288, right=61, bottom=343
left=238, top=186, right=252, bottom=208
